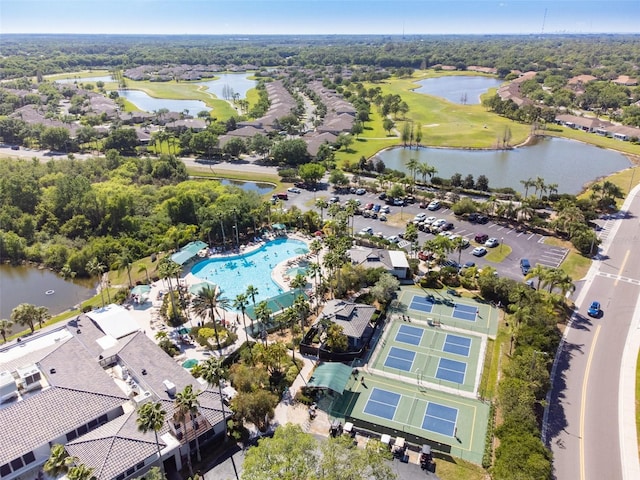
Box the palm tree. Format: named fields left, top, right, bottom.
left=520, top=178, right=535, bottom=198
left=525, top=264, right=550, bottom=291
left=0, top=319, right=13, bottom=343
left=291, top=294, right=311, bottom=333
left=158, top=258, right=182, bottom=324
left=254, top=300, right=272, bottom=345
left=416, top=162, right=437, bottom=185
left=315, top=198, right=329, bottom=224
left=533, top=176, right=546, bottom=199
left=11, top=303, right=38, bottom=333
left=191, top=285, right=230, bottom=351
left=35, top=306, right=50, bottom=330
left=233, top=293, right=249, bottom=337
left=245, top=285, right=259, bottom=334
left=115, top=249, right=134, bottom=287
left=137, top=401, right=167, bottom=475
left=137, top=263, right=150, bottom=284
left=406, top=157, right=419, bottom=185
left=174, top=385, right=202, bottom=475
left=67, top=463, right=96, bottom=480
left=44, top=444, right=75, bottom=477
left=86, top=257, right=106, bottom=307
left=201, top=358, right=229, bottom=442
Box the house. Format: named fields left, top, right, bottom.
left=164, top=118, right=207, bottom=132
left=348, top=246, right=411, bottom=280
left=319, top=300, right=376, bottom=350
left=0, top=310, right=227, bottom=480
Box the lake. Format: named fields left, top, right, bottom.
left=219, top=179, right=274, bottom=195
left=376, top=137, right=631, bottom=194
left=117, top=89, right=211, bottom=114
left=414, top=76, right=504, bottom=104
left=197, top=73, right=256, bottom=100
left=0, top=264, right=95, bottom=319
left=55, top=75, right=114, bottom=84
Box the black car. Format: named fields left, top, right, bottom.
left=378, top=193, right=387, bottom=200
left=468, top=213, right=479, bottom=223
left=477, top=215, right=489, bottom=224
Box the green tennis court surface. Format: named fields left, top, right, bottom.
left=330, top=373, right=490, bottom=464
left=370, top=321, right=483, bottom=394
left=395, top=287, right=499, bottom=336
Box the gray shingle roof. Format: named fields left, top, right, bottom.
left=320, top=300, right=376, bottom=339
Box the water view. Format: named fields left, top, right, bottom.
left=414, top=76, right=504, bottom=104
left=0, top=264, right=95, bottom=319
left=117, top=89, right=210, bottom=113
left=219, top=179, right=274, bottom=195
left=377, top=137, right=631, bottom=194
left=55, top=75, right=114, bottom=84
left=197, top=73, right=256, bottom=100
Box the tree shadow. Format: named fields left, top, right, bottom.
left=545, top=340, right=585, bottom=446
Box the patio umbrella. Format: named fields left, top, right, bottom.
left=272, top=223, right=286, bottom=230
left=130, top=285, right=151, bottom=296
left=189, top=282, right=216, bottom=295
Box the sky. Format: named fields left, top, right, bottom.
left=1, top=0, right=639, bottom=36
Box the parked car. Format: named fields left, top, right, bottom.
left=393, top=198, right=405, bottom=206
left=484, top=237, right=499, bottom=248
left=378, top=192, right=387, bottom=200
left=424, top=216, right=437, bottom=225
left=359, top=227, right=374, bottom=235
left=472, top=246, right=487, bottom=257
left=427, top=200, right=441, bottom=211
left=356, top=188, right=367, bottom=195
left=365, top=203, right=374, bottom=210
left=274, top=192, right=289, bottom=200
left=467, top=213, right=479, bottom=223
left=419, top=201, right=428, bottom=209
left=379, top=214, right=387, bottom=221
left=432, top=219, right=447, bottom=228
left=372, top=204, right=381, bottom=213
left=414, top=213, right=427, bottom=222
left=381, top=206, right=391, bottom=214
left=440, top=222, right=454, bottom=231
left=587, top=301, right=602, bottom=317
left=418, top=251, right=434, bottom=261
left=386, top=235, right=400, bottom=243
left=329, top=196, right=340, bottom=203
left=477, top=215, right=489, bottom=224
left=520, top=258, right=531, bottom=275
left=404, top=195, right=416, bottom=204
left=287, top=187, right=301, bottom=194
left=474, top=233, right=489, bottom=243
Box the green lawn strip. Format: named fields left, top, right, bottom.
left=544, top=237, right=591, bottom=281
left=485, top=244, right=511, bottom=263
left=335, top=137, right=399, bottom=166
left=186, top=165, right=282, bottom=192
left=545, top=127, right=640, bottom=158
left=362, top=75, right=531, bottom=148
left=434, top=455, right=487, bottom=480
left=44, top=70, right=112, bottom=81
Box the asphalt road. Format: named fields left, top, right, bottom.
left=545, top=193, right=640, bottom=480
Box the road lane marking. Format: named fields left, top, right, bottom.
left=615, top=250, right=631, bottom=287
left=580, top=325, right=601, bottom=480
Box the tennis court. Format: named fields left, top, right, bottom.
left=372, top=321, right=482, bottom=393
left=436, top=358, right=467, bottom=384
left=395, top=324, right=424, bottom=346
left=330, top=375, right=490, bottom=464
left=363, top=388, right=401, bottom=420
left=443, top=334, right=471, bottom=357
left=452, top=303, right=478, bottom=322
left=384, top=347, right=416, bottom=371
left=422, top=402, right=459, bottom=436
left=409, top=295, right=435, bottom=313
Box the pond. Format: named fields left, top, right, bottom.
left=197, top=73, right=256, bottom=100
left=0, top=263, right=95, bottom=319
left=376, top=137, right=631, bottom=194
left=117, top=89, right=211, bottom=113
left=219, top=179, right=274, bottom=195
left=414, top=76, right=504, bottom=104
left=55, top=75, right=114, bottom=84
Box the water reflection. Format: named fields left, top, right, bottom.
left=377, top=137, right=630, bottom=194
left=414, top=76, right=504, bottom=104
left=197, top=73, right=256, bottom=100
left=117, top=89, right=210, bottom=113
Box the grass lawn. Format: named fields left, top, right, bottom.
left=434, top=453, right=488, bottom=480
left=544, top=237, right=591, bottom=282
left=485, top=244, right=511, bottom=263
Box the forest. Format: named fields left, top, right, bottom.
left=2, top=33, right=640, bottom=80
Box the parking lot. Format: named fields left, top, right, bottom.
left=285, top=184, right=569, bottom=282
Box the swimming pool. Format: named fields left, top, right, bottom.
left=191, top=238, right=309, bottom=306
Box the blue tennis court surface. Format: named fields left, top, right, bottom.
left=436, top=358, right=467, bottom=384
left=363, top=388, right=401, bottom=420
left=384, top=347, right=416, bottom=371
left=422, top=402, right=458, bottom=436
left=395, top=324, right=424, bottom=346
left=452, top=303, right=477, bottom=322
left=409, top=295, right=434, bottom=313
left=443, top=334, right=471, bottom=357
